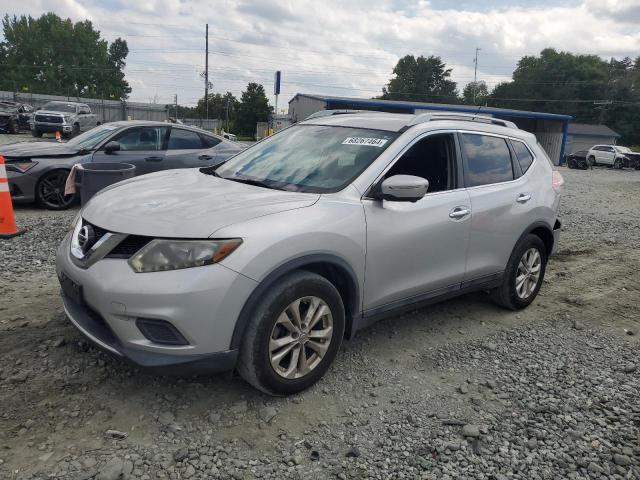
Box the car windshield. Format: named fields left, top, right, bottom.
left=215, top=125, right=398, bottom=193
left=66, top=124, right=120, bottom=150
left=42, top=102, right=77, bottom=113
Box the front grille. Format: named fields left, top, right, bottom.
left=35, top=114, right=63, bottom=124
left=107, top=235, right=152, bottom=258
left=81, top=220, right=152, bottom=259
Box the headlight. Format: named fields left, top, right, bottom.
left=128, top=239, right=242, bottom=273
left=12, top=160, right=38, bottom=172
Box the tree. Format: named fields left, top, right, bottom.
left=0, top=13, right=131, bottom=99
left=487, top=48, right=640, bottom=146
left=236, top=83, right=271, bottom=136
left=381, top=55, right=458, bottom=103
left=196, top=91, right=239, bottom=129
left=462, top=81, right=488, bottom=105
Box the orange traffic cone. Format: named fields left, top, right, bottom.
left=0, top=154, right=26, bottom=238
left=55, top=131, right=62, bottom=142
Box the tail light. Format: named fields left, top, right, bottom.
left=552, top=170, right=564, bottom=192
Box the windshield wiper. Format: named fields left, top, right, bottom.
left=199, top=165, right=223, bottom=177
left=225, top=176, right=280, bottom=190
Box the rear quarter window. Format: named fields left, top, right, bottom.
left=512, top=140, right=535, bottom=173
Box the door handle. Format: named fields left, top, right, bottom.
left=449, top=207, right=471, bottom=219
left=516, top=193, right=531, bottom=203
left=145, top=156, right=163, bottom=162
left=198, top=154, right=214, bottom=160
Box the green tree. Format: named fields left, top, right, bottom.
left=196, top=91, right=239, bottom=130
left=236, top=83, right=271, bottom=136
left=462, top=81, right=489, bottom=105
left=0, top=13, right=130, bottom=99
left=487, top=48, right=640, bottom=145
left=381, top=55, right=458, bottom=103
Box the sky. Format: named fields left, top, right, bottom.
left=1, top=0, right=639, bottom=110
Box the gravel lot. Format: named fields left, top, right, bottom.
left=1, top=163, right=639, bottom=480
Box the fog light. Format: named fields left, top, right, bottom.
left=136, top=318, right=189, bottom=345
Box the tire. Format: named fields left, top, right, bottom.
left=491, top=234, right=547, bottom=310
left=35, top=169, right=77, bottom=210
left=587, top=156, right=596, bottom=167
left=237, top=270, right=345, bottom=395
left=72, top=123, right=80, bottom=137
left=614, top=158, right=623, bottom=170
left=8, top=119, right=19, bottom=134
left=567, top=158, right=576, bottom=169
left=31, top=129, right=42, bottom=138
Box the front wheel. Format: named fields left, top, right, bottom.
left=237, top=271, right=345, bottom=395
left=36, top=169, right=77, bottom=210
left=614, top=158, right=623, bottom=169
left=587, top=156, right=596, bottom=168
left=491, top=234, right=547, bottom=310
left=31, top=129, right=42, bottom=138
left=8, top=119, right=19, bottom=134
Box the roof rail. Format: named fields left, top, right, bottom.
left=305, top=109, right=366, bottom=120
left=407, top=111, right=518, bottom=129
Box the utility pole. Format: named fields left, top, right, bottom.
left=473, top=47, right=481, bottom=104
left=598, top=57, right=614, bottom=124
left=225, top=96, right=230, bottom=132
left=205, top=23, right=209, bottom=121
left=174, top=94, right=178, bottom=119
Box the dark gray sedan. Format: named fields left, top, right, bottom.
left=2, top=121, right=244, bottom=209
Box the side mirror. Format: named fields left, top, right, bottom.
left=380, top=175, right=429, bottom=202
left=104, top=141, right=121, bottom=154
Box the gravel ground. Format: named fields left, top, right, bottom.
left=1, top=166, right=639, bottom=480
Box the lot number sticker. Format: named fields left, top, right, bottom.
left=342, top=137, right=388, bottom=147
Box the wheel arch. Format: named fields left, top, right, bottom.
left=229, top=254, right=361, bottom=350
left=522, top=221, right=555, bottom=257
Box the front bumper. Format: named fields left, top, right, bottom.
left=6, top=169, right=37, bottom=203
left=33, top=122, right=73, bottom=133
left=55, top=232, right=257, bottom=374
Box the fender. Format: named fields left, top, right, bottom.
left=519, top=220, right=556, bottom=256
left=229, top=253, right=361, bottom=350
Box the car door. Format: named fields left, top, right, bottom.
left=362, top=132, right=471, bottom=312
left=91, top=125, right=169, bottom=175
left=460, top=132, right=535, bottom=283
left=603, top=146, right=616, bottom=165
left=163, top=127, right=212, bottom=169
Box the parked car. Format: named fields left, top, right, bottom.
left=0, top=101, right=34, bottom=133
left=31, top=101, right=99, bottom=138
left=2, top=121, right=244, bottom=209
left=586, top=145, right=640, bottom=170
left=55, top=110, right=562, bottom=395
left=565, top=150, right=589, bottom=169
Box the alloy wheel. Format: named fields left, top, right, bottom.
left=269, top=296, right=334, bottom=379
left=38, top=171, right=75, bottom=209
left=515, top=248, right=542, bottom=299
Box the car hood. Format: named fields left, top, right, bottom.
left=0, top=141, right=83, bottom=159
left=36, top=110, right=66, bottom=116
left=82, top=169, right=320, bottom=238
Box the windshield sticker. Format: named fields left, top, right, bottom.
left=342, top=137, right=388, bottom=147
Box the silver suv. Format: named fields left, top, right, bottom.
left=56, top=111, right=562, bottom=395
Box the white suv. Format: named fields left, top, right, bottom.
left=56, top=110, right=563, bottom=395
left=587, top=145, right=640, bottom=169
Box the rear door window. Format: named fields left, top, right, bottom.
left=460, top=133, right=514, bottom=187
left=511, top=140, right=534, bottom=174
left=168, top=128, right=204, bottom=150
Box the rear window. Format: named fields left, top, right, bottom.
left=512, top=140, right=534, bottom=173
left=460, top=133, right=514, bottom=187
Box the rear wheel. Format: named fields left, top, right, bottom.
left=237, top=271, right=345, bottom=395
left=31, top=129, right=42, bottom=138
left=491, top=234, right=547, bottom=310
left=36, top=169, right=76, bottom=210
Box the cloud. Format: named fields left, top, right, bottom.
left=0, top=1, right=638, bottom=108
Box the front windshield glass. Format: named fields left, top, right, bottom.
left=42, top=102, right=77, bottom=113
left=215, top=125, right=398, bottom=193
left=66, top=124, right=120, bottom=150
